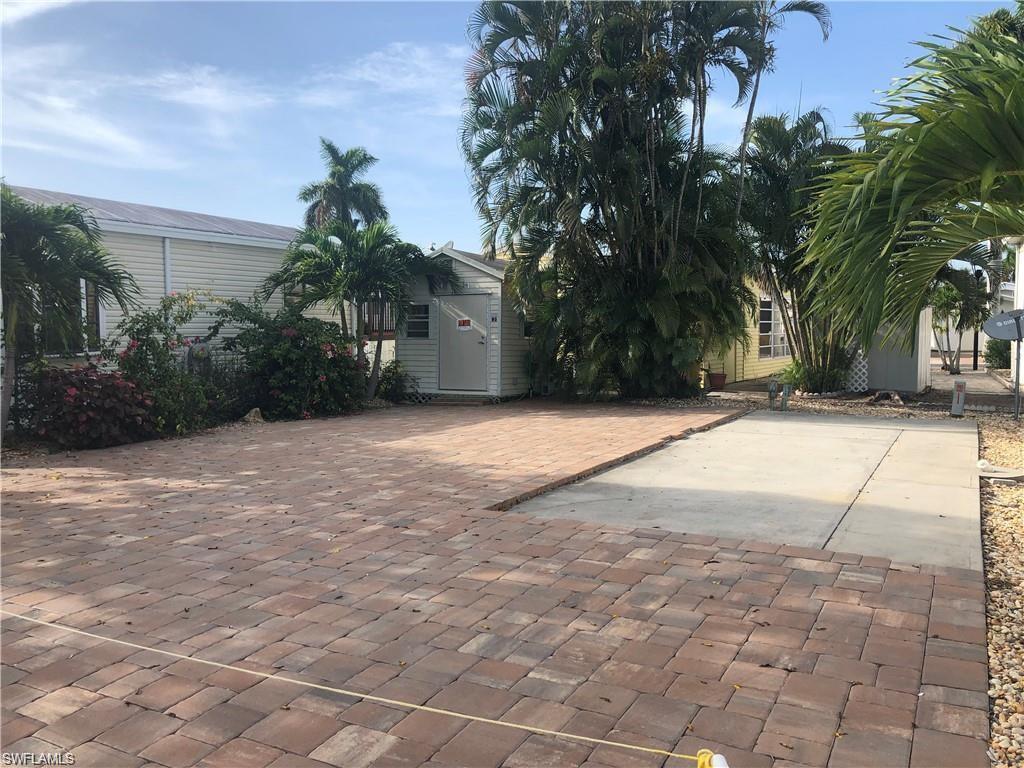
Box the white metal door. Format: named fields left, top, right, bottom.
left=439, top=295, right=488, bottom=391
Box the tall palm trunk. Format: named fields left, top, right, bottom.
left=1, top=342, right=16, bottom=437
left=366, top=301, right=387, bottom=399
left=735, top=12, right=770, bottom=220
left=355, top=303, right=367, bottom=370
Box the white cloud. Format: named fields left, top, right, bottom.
left=2, top=42, right=278, bottom=167
left=134, top=66, right=275, bottom=113
left=298, top=42, right=469, bottom=117
left=123, top=65, right=276, bottom=142
left=1, top=0, right=76, bottom=26
left=3, top=45, right=183, bottom=168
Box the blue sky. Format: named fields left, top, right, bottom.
left=2, top=0, right=1011, bottom=251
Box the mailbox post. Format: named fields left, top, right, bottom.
left=983, top=309, right=1024, bottom=420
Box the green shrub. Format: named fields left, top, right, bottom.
left=212, top=300, right=365, bottom=419
left=985, top=338, right=1011, bottom=369
left=778, top=351, right=852, bottom=394
left=33, top=365, right=155, bottom=448
left=103, top=292, right=210, bottom=435
left=376, top=360, right=415, bottom=402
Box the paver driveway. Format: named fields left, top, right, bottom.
left=1, top=404, right=990, bottom=768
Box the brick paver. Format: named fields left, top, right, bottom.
left=1, top=403, right=989, bottom=767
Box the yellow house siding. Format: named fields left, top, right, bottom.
left=705, top=296, right=792, bottom=384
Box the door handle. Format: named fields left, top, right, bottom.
left=478, top=340, right=486, bottom=345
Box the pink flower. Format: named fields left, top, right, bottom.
left=169, top=291, right=178, bottom=297
left=127, top=339, right=139, bottom=351
left=270, top=388, right=282, bottom=397
left=183, top=338, right=193, bottom=347
left=65, top=386, right=79, bottom=397
left=282, top=327, right=299, bottom=338
left=318, top=374, right=326, bottom=382
left=302, top=411, right=312, bottom=419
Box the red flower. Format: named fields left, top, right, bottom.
left=302, top=411, right=312, bottom=419
left=65, top=386, right=79, bottom=397
left=318, top=374, right=326, bottom=382
left=127, top=339, right=139, bottom=351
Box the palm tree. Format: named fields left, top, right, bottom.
left=734, top=1, right=831, bottom=219
left=1, top=184, right=138, bottom=432
left=668, top=1, right=761, bottom=237
left=803, top=26, right=1024, bottom=347
left=929, top=242, right=1004, bottom=373
left=298, top=139, right=387, bottom=228
left=266, top=222, right=460, bottom=398
left=463, top=1, right=756, bottom=397
left=743, top=110, right=852, bottom=391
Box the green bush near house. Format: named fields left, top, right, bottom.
left=212, top=300, right=365, bottom=420
left=778, top=349, right=852, bottom=394
left=375, top=360, right=415, bottom=403
left=104, top=292, right=211, bottom=436
left=985, top=338, right=1012, bottom=370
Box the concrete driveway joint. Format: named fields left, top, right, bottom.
left=515, top=411, right=982, bottom=570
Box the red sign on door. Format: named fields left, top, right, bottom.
left=457, top=318, right=472, bottom=331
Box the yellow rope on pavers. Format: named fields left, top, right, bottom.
left=1, top=608, right=726, bottom=767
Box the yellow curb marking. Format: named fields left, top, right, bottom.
left=1, top=608, right=714, bottom=765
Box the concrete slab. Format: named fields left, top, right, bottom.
left=514, top=411, right=981, bottom=569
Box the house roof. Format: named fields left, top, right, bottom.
left=10, top=186, right=297, bottom=245
left=431, top=245, right=508, bottom=280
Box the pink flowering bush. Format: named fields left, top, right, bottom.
left=211, top=300, right=364, bottom=420
left=103, top=292, right=209, bottom=435
left=33, top=365, right=155, bottom=448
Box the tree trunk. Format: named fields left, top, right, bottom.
left=950, top=330, right=963, bottom=374
left=338, top=299, right=349, bottom=338
left=735, top=14, right=769, bottom=221
left=933, top=327, right=950, bottom=370
left=355, top=303, right=367, bottom=370
left=366, top=301, right=386, bottom=399
left=1, top=342, right=16, bottom=437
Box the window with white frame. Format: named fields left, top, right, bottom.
left=758, top=296, right=789, bottom=359
left=406, top=304, right=430, bottom=338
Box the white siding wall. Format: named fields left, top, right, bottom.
left=396, top=259, right=502, bottom=395
left=97, top=233, right=359, bottom=348
left=500, top=283, right=531, bottom=396
left=169, top=238, right=287, bottom=338
left=98, top=232, right=165, bottom=335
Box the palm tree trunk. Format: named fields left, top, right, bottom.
left=355, top=303, right=367, bottom=370
left=735, top=13, right=770, bottom=221
left=366, top=301, right=386, bottom=399
left=1, top=342, right=16, bottom=436
left=933, top=327, right=949, bottom=370
left=338, top=300, right=349, bottom=338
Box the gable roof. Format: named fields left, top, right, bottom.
left=431, top=245, right=508, bottom=280
left=10, top=186, right=297, bottom=247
